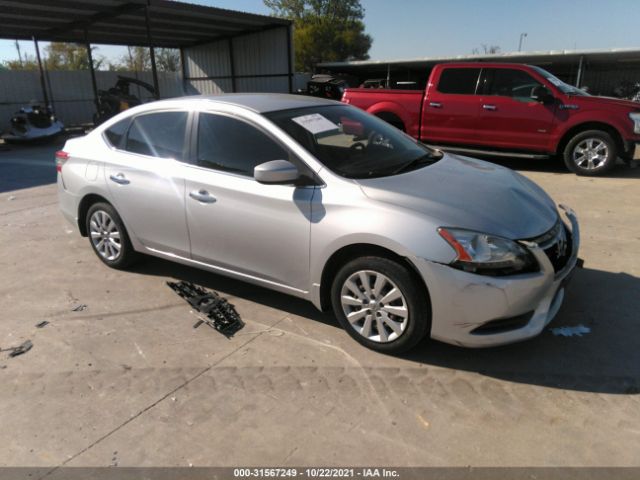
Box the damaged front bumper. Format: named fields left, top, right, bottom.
left=414, top=205, right=581, bottom=348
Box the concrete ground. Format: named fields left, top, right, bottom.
left=1, top=140, right=639, bottom=468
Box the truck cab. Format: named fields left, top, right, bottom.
left=343, top=62, right=640, bottom=176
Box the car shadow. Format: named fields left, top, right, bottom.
left=132, top=257, right=639, bottom=395
left=0, top=138, right=67, bottom=193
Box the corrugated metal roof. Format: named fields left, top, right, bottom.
left=0, top=0, right=290, bottom=48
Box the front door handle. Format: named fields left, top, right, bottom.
left=109, top=173, right=130, bottom=185
left=429, top=102, right=442, bottom=108
left=189, top=189, right=217, bottom=204
left=482, top=104, right=497, bottom=111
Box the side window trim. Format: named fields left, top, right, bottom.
left=117, top=109, right=191, bottom=161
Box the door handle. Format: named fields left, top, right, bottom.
left=109, top=173, right=130, bottom=185
left=429, top=102, right=442, bottom=108
left=189, top=189, right=217, bottom=204
left=482, top=104, right=497, bottom=111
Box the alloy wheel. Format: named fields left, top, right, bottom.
left=89, top=210, right=122, bottom=261
left=340, top=270, right=409, bottom=343
left=572, top=138, right=609, bottom=170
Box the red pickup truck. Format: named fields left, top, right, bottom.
left=342, top=62, right=640, bottom=176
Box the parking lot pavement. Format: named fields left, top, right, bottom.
left=1, top=143, right=639, bottom=467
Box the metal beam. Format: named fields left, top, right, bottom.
left=228, top=38, right=236, bottom=92
left=85, top=29, right=99, bottom=112
left=576, top=55, right=585, bottom=87
left=145, top=3, right=160, bottom=99
left=179, top=46, right=188, bottom=94
left=32, top=36, right=49, bottom=107
left=286, top=25, right=293, bottom=93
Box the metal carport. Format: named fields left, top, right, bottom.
left=0, top=0, right=294, bottom=117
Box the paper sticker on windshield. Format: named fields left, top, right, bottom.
left=292, top=113, right=339, bottom=135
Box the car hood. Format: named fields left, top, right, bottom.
left=573, top=95, right=640, bottom=110
left=356, top=154, right=558, bottom=239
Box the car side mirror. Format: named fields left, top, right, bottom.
left=254, top=160, right=300, bottom=185
left=532, top=86, right=554, bottom=104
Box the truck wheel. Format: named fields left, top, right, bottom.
left=331, top=256, right=430, bottom=354
left=563, top=130, right=618, bottom=176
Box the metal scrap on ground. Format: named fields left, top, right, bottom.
left=1, top=340, right=33, bottom=357
left=71, top=304, right=87, bottom=312
left=35, top=321, right=49, bottom=328
left=167, top=281, right=244, bottom=338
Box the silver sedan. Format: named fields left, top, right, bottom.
left=57, top=94, right=580, bottom=353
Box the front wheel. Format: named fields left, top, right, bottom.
left=563, top=130, right=618, bottom=176
left=330, top=257, right=430, bottom=354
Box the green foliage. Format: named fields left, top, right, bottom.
left=264, top=0, right=372, bottom=72
left=2, top=42, right=103, bottom=70
left=109, top=46, right=180, bottom=72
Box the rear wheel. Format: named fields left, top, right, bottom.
left=563, top=130, right=618, bottom=176
left=86, top=202, right=136, bottom=269
left=331, top=256, right=430, bottom=354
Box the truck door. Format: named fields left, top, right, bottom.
left=475, top=67, right=558, bottom=152
left=421, top=66, right=482, bottom=145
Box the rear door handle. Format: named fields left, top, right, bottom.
left=109, top=173, right=130, bottom=185
left=482, top=104, right=497, bottom=111
left=189, top=189, right=217, bottom=204
left=429, top=102, right=442, bottom=108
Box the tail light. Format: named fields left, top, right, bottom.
left=55, top=150, right=69, bottom=173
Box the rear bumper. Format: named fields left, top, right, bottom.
left=414, top=205, right=580, bottom=348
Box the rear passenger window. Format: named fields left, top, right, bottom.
left=104, top=119, right=128, bottom=148
left=437, top=68, right=481, bottom=94
left=124, top=111, right=187, bottom=159
left=197, top=113, right=288, bottom=177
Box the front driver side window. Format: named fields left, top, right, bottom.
left=196, top=113, right=289, bottom=177
left=487, top=69, right=543, bottom=102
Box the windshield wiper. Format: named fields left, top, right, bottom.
left=390, top=152, right=442, bottom=175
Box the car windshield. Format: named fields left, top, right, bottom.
left=265, top=105, right=442, bottom=179
left=531, top=66, right=590, bottom=96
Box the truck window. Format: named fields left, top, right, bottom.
left=436, top=68, right=481, bottom=94
left=485, top=69, right=542, bottom=102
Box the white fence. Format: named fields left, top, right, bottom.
left=0, top=69, right=312, bottom=129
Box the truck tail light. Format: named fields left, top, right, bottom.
left=55, top=150, right=69, bottom=173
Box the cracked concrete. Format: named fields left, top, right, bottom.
left=1, top=143, right=639, bottom=468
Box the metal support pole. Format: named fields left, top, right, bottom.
left=32, top=37, right=49, bottom=106
left=386, top=64, right=391, bottom=88
left=228, top=38, right=236, bottom=92
left=576, top=55, right=585, bottom=87
left=285, top=24, right=293, bottom=93
left=85, top=29, right=99, bottom=111
left=179, top=46, right=188, bottom=94
left=145, top=3, right=160, bottom=99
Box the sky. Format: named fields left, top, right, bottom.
left=1, top=0, right=639, bottom=65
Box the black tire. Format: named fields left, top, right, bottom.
left=563, top=129, right=618, bottom=176
left=85, top=202, right=137, bottom=269
left=330, top=256, right=430, bottom=354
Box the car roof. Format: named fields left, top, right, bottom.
left=137, top=93, right=343, bottom=114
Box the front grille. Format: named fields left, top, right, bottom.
left=526, top=220, right=572, bottom=273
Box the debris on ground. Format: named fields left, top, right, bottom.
left=550, top=324, right=591, bottom=337
left=7, top=195, right=16, bottom=201
left=167, top=281, right=244, bottom=338
left=35, top=321, right=49, bottom=328
left=71, top=304, right=87, bottom=312
left=1, top=340, right=33, bottom=358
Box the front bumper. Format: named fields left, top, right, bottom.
left=414, top=205, right=580, bottom=348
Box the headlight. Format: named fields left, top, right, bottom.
left=437, top=227, right=537, bottom=276
left=629, top=112, right=640, bottom=134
